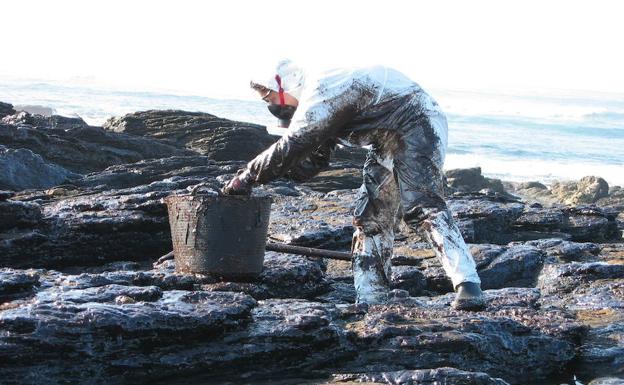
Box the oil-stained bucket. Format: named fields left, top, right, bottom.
left=165, top=194, right=272, bottom=279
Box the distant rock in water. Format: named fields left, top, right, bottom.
left=551, top=176, right=610, bottom=205
left=0, top=145, right=78, bottom=190
left=509, top=176, right=621, bottom=216
left=506, top=180, right=557, bottom=205
left=13, top=104, right=56, bottom=117
left=2, top=110, right=89, bottom=130
left=597, top=186, right=624, bottom=215
left=104, top=110, right=277, bottom=161
left=445, top=167, right=506, bottom=195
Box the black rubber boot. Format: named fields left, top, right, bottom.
left=451, top=282, right=486, bottom=311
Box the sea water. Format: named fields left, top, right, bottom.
left=1, top=81, right=623, bottom=186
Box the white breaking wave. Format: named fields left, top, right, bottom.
left=434, top=88, right=624, bottom=129
left=445, top=153, right=624, bottom=187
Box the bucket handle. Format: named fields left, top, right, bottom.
left=190, top=183, right=205, bottom=195
left=190, top=182, right=221, bottom=196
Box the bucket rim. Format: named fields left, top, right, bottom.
left=165, top=194, right=273, bottom=204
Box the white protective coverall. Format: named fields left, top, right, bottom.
left=245, top=65, right=481, bottom=303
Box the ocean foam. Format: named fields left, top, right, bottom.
left=445, top=153, right=624, bottom=187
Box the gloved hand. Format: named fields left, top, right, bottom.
left=221, top=169, right=254, bottom=195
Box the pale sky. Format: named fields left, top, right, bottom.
left=1, top=0, right=623, bottom=99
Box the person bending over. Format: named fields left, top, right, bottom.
left=223, top=59, right=485, bottom=310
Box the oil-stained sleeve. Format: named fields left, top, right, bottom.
left=246, top=80, right=364, bottom=185
left=285, top=139, right=336, bottom=182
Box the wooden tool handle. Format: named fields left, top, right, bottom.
left=155, top=242, right=353, bottom=266
left=265, top=242, right=352, bottom=261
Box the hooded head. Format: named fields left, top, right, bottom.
left=266, top=59, right=305, bottom=100
left=250, top=59, right=305, bottom=127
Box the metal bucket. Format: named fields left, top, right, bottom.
left=165, top=194, right=272, bottom=279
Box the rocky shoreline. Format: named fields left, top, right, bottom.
left=0, top=102, right=623, bottom=385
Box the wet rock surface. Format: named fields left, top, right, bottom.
left=329, top=367, right=510, bottom=384
left=476, top=244, right=545, bottom=289
left=0, top=264, right=586, bottom=385
left=0, top=101, right=16, bottom=119
left=0, top=145, right=78, bottom=190
left=588, top=379, right=624, bottom=385
left=0, top=157, right=245, bottom=268
left=0, top=103, right=622, bottom=384
left=202, top=252, right=330, bottom=300
left=537, top=260, right=624, bottom=381
left=0, top=199, right=42, bottom=230
left=449, top=194, right=619, bottom=244
left=0, top=268, right=39, bottom=302
left=0, top=112, right=192, bottom=175
left=103, top=109, right=277, bottom=161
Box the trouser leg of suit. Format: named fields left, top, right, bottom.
left=393, top=113, right=481, bottom=289
left=352, top=151, right=401, bottom=304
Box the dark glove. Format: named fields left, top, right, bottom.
left=221, top=169, right=254, bottom=195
